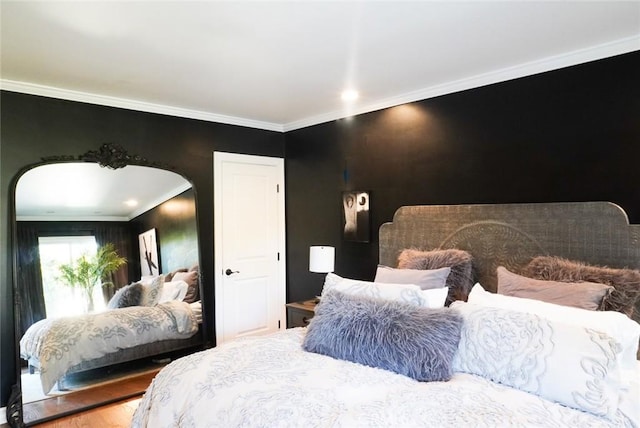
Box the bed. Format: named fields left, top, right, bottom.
left=20, top=268, right=203, bottom=394
left=132, top=202, right=640, bottom=427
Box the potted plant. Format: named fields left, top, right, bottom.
left=58, top=243, right=127, bottom=312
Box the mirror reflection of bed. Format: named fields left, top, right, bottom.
left=14, top=162, right=204, bottom=425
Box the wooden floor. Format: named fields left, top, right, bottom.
left=32, top=397, right=141, bottom=428
left=25, top=370, right=158, bottom=427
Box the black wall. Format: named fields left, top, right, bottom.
left=130, top=188, right=199, bottom=276
left=285, top=51, right=640, bottom=303
left=0, top=93, right=284, bottom=406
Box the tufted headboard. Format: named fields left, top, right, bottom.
left=379, top=202, right=640, bottom=293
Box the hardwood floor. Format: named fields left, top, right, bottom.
left=24, top=370, right=158, bottom=427
left=31, top=397, right=141, bottom=427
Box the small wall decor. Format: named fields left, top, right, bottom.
left=139, top=228, right=159, bottom=276
left=342, top=191, right=370, bottom=242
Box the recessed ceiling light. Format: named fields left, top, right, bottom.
left=341, top=89, right=359, bottom=102
left=124, top=199, right=138, bottom=207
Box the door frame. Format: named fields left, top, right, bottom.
left=213, top=151, right=286, bottom=346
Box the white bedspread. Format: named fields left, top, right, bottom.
left=132, top=328, right=637, bottom=428
left=20, top=300, right=198, bottom=394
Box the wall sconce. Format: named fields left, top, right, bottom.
left=309, top=246, right=335, bottom=273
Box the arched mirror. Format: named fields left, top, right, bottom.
left=9, top=145, right=204, bottom=426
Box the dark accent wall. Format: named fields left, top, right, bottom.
left=130, top=188, right=199, bottom=276
left=285, top=51, right=640, bottom=303
left=0, top=93, right=284, bottom=406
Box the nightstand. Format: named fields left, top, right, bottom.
left=285, top=299, right=318, bottom=328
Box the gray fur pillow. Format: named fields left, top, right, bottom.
left=302, top=290, right=463, bottom=382
left=397, top=248, right=474, bottom=304
left=523, top=256, right=640, bottom=323
left=107, top=282, right=143, bottom=309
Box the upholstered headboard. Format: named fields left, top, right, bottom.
left=379, top=202, right=640, bottom=293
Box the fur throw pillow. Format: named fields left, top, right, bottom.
left=107, top=282, right=143, bottom=309
left=303, top=290, right=463, bottom=382
left=523, top=256, right=640, bottom=322
left=397, top=248, right=473, bottom=304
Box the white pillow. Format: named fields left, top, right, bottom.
left=451, top=301, right=623, bottom=420
left=323, top=273, right=448, bottom=308
left=158, top=280, right=189, bottom=303
left=422, top=286, right=449, bottom=309
left=140, top=275, right=164, bottom=306
left=468, top=283, right=640, bottom=376
left=374, top=265, right=451, bottom=290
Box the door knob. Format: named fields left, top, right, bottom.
left=225, top=268, right=239, bottom=276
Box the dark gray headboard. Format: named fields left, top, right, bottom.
left=379, top=202, right=640, bottom=293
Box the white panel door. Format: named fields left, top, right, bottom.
left=214, top=152, right=286, bottom=345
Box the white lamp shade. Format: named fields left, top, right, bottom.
left=309, top=246, right=335, bottom=273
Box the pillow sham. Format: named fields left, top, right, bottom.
left=140, top=275, right=164, bottom=306
left=158, top=280, right=189, bottom=303
left=467, top=283, right=640, bottom=374
left=303, top=289, right=463, bottom=382
left=451, top=301, right=623, bottom=419
left=323, top=272, right=448, bottom=308
left=164, top=268, right=187, bottom=282
left=173, top=270, right=199, bottom=303
left=523, top=256, right=640, bottom=321
left=497, top=266, right=613, bottom=310
left=374, top=265, right=451, bottom=290
left=397, top=248, right=473, bottom=304
left=107, top=282, right=143, bottom=309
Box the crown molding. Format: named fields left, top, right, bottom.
left=2, top=36, right=637, bottom=134
left=128, top=182, right=193, bottom=220
left=282, top=36, right=640, bottom=132
left=0, top=80, right=284, bottom=132
left=16, top=215, right=130, bottom=222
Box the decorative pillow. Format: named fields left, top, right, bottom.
left=497, top=266, right=613, bottom=310
left=303, top=290, right=463, bottom=382
left=523, top=256, right=640, bottom=322
left=451, top=301, right=623, bottom=419
left=164, top=268, right=187, bottom=282
left=158, top=280, right=189, bottom=303
left=397, top=248, right=473, bottom=304
left=374, top=265, right=451, bottom=290
left=140, top=275, right=164, bottom=306
left=323, top=273, right=448, bottom=308
left=107, top=283, right=143, bottom=309
left=467, top=283, right=640, bottom=375
left=173, top=270, right=199, bottom=303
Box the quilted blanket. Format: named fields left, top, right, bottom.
left=132, top=328, right=638, bottom=428
left=20, top=300, right=198, bottom=394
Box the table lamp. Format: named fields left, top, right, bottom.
left=309, top=246, right=335, bottom=273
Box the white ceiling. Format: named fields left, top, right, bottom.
left=15, top=163, right=191, bottom=221
left=1, top=1, right=639, bottom=132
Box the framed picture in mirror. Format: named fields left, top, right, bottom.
left=139, top=228, right=160, bottom=276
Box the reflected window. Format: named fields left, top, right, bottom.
left=38, top=236, right=104, bottom=317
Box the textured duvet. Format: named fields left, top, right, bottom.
left=131, top=328, right=638, bottom=428
left=20, top=300, right=198, bottom=394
